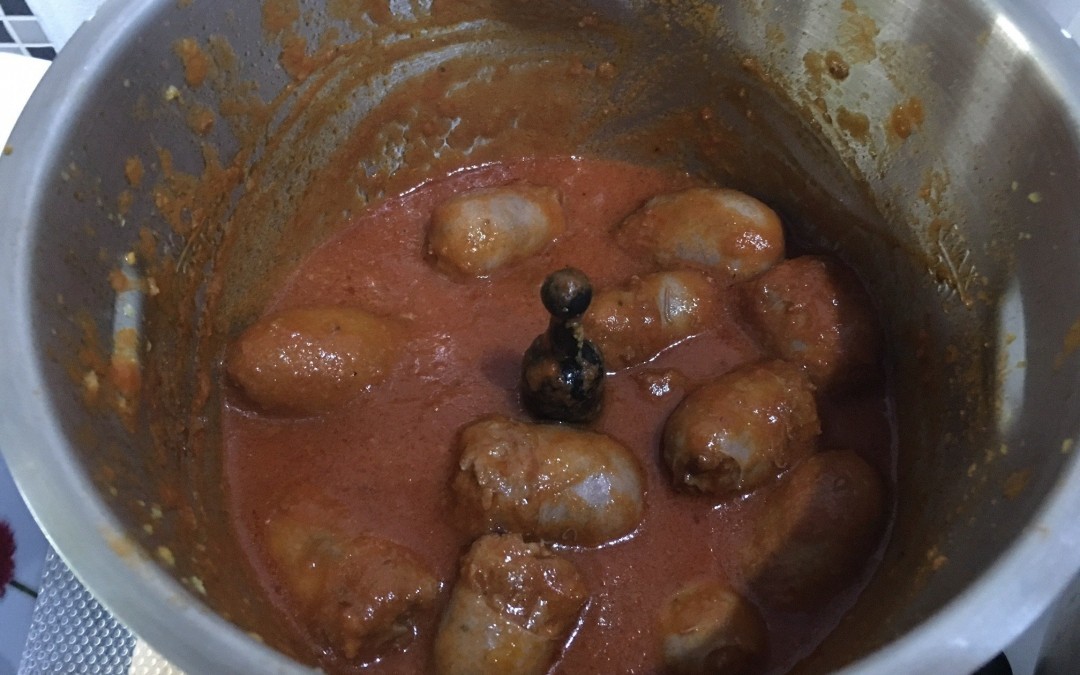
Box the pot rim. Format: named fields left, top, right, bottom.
left=0, top=0, right=1078, bottom=673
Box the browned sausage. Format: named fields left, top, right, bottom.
left=616, top=188, right=784, bottom=282
left=452, top=415, right=645, bottom=547
left=733, top=449, right=886, bottom=608
left=659, top=579, right=767, bottom=675
left=739, top=255, right=881, bottom=391
left=265, top=508, right=440, bottom=664
left=226, top=306, right=400, bottom=416
left=583, top=270, right=717, bottom=370
left=433, top=534, right=587, bottom=674
left=662, top=360, right=820, bottom=499
left=427, top=182, right=565, bottom=277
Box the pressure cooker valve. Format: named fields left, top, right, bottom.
left=521, top=267, right=605, bottom=423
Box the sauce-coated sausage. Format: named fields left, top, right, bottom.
left=584, top=270, right=717, bottom=370
left=733, top=449, right=885, bottom=608
left=659, top=579, right=767, bottom=675
left=427, top=182, right=565, bottom=277
left=433, top=534, right=587, bottom=674
left=265, top=510, right=440, bottom=664
left=663, top=360, right=820, bottom=499
left=226, top=306, right=400, bottom=415
left=739, top=255, right=881, bottom=391
left=452, top=415, right=645, bottom=546
left=616, top=188, right=784, bottom=282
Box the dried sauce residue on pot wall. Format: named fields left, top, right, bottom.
left=839, top=0, right=880, bottom=63
left=889, top=96, right=925, bottom=141
left=174, top=37, right=212, bottom=88
left=836, top=107, right=871, bottom=142
left=1055, top=317, right=1080, bottom=368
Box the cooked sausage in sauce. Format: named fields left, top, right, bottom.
left=584, top=269, right=718, bottom=370
left=732, top=449, right=886, bottom=609
left=739, top=255, right=881, bottom=391
left=659, top=579, right=768, bottom=675
left=226, top=306, right=400, bottom=416
left=662, top=359, right=820, bottom=499
left=427, top=182, right=565, bottom=278
left=616, top=187, right=785, bottom=281
left=434, top=534, right=587, bottom=675
left=265, top=505, right=440, bottom=663
left=452, top=415, right=645, bottom=547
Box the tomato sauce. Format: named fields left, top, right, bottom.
left=221, top=156, right=894, bottom=673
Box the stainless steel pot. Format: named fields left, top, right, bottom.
left=2, top=0, right=1079, bottom=673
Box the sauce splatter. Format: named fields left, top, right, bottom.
left=889, top=97, right=925, bottom=140
left=174, top=38, right=211, bottom=88
left=1054, top=317, right=1080, bottom=369
left=837, top=107, right=871, bottom=142
left=825, top=51, right=850, bottom=80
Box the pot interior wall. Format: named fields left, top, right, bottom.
left=17, top=0, right=1080, bottom=670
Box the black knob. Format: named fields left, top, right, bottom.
left=972, top=653, right=1011, bottom=675
left=541, top=268, right=593, bottom=319
left=521, top=268, right=605, bottom=423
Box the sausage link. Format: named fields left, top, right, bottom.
left=584, top=270, right=717, bottom=370
left=616, top=188, right=784, bottom=282
left=659, top=579, right=767, bottom=675
left=434, top=534, right=587, bottom=675
left=226, top=305, right=400, bottom=415
left=733, top=449, right=886, bottom=608
left=265, top=509, right=440, bottom=664
left=739, top=255, right=881, bottom=391
left=452, top=415, right=645, bottom=546
left=427, top=182, right=565, bottom=277
left=663, top=360, right=820, bottom=499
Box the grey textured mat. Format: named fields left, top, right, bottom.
left=19, top=549, right=135, bottom=675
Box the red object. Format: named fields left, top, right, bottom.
left=0, top=520, right=15, bottom=599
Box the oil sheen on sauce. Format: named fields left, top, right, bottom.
left=221, top=156, right=895, bottom=674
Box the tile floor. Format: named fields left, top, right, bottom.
left=0, top=0, right=54, bottom=60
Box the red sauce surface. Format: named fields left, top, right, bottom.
left=222, top=156, right=894, bottom=673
